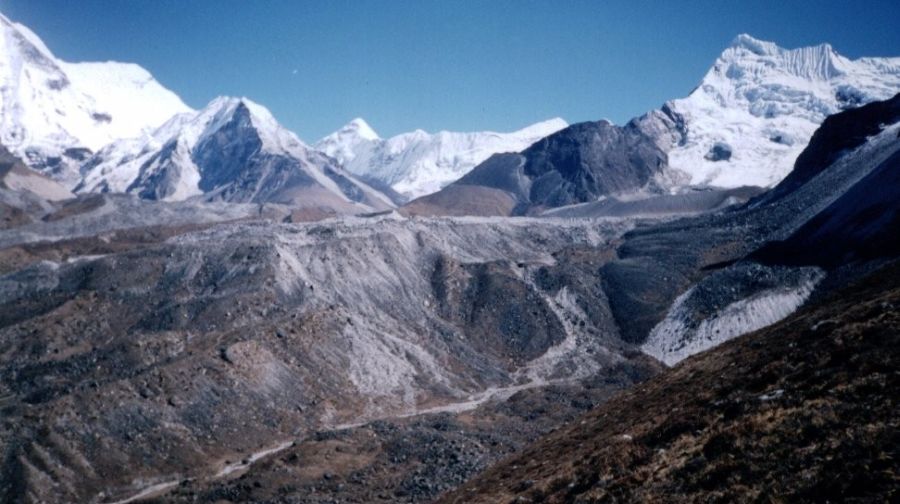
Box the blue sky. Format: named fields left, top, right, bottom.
left=3, top=0, right=899, bottom=141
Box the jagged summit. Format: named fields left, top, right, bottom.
left=720, top=34, right=846, bottom=81
left=633, top=35, right=900, bottom=189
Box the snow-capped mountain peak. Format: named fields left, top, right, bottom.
left=80, top=96, right=302, bottom=199
left=637, top=34, right=900, bottom=189
left=79, top=96, right=395, bottom=213
left=345, top=118, right=381, bottom=140
left=316, top=117, right=381, bottom=165
left=191, top=96, right=310, bottom=156
left=0, top=12, right=192, bottom=187
left=317, top=117, right=569, bottom=198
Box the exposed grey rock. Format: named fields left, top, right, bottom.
left=704, top=142, right=732, bottom=162
left=403, top=120, right=667, bottom=216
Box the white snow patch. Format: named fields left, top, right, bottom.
left=642, top=269, right=826, bottom=366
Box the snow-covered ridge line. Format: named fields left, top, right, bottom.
left=77, top=96, right=396, bottom=213
left=316, top=117, right=569, bottom=199
left=639, top=34, right=900, bottom=190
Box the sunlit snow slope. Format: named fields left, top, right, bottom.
left=0, top=12, right=191, bottom=187
left=316, top=118, right=568, bottom=199
left=638, top=34, right=900, bottom=189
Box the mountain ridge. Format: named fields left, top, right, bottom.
left=78, top=96, right=395, bottom=213
left=638, top=33, right=900, bottom=189
left=315, top=117, right=569, bottom=199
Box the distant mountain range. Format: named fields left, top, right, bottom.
left=78, top=97, right=395, bottom=214
left=3, top=9, right=900, bottom=222
left=3, top=12, right=899, bottom=218
left=315, top=117, right=569, bottom=199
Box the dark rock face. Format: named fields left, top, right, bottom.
left=704, top=141, right=732, bottom=161
left=521, top=120, right=667, bottom=209
left=835, top=84, right=866, bottom=109
left=61, top=148, right=92, bottom=162
left=195, top=103, right=265, bottom=193
left=19, top=144, right=92, bottom=184
left=405, top=120, right=667, bottom=216
left=128, top=139, right=189, bottom=200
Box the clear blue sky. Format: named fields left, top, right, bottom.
left=3, top=0, right=899, bottom=141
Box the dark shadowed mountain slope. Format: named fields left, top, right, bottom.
left=593, top=94, right=900, bottom=358
left=754, top=147, right=900, bottom=269
left=402, top=120, right=666, bottom=216
left=520, top=120, right=667, bottom=210
left=439, top=260, right=900, bottom=504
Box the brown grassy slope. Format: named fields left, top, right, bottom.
left=438, top=261, right=900, bottom=503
